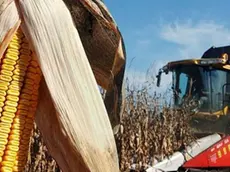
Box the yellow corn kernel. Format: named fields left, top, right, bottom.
left=0, top=139, right=7, bottom=146
left=5, top=150, right=17, bottom=157
left=0, top=145, right=6, bottom=151
left=13, top=118, right=25, bottom=125
left=7, top=90, right=20, bottom=97
left=8, top=42, right=21, bottom=49
left=9, top=129, right=20, bottom=135
left=14, top=65, right=27, bottom=72
left=8, top=85, right=21, bottom=91
left=0, top=133, right=9, bottom=139
left=12, top=75, right=24, bottom=82
left=0, top=75, right=12, bottom=82
left=10, top=81, right=23, bottom=88
left=3, top=155, right=16, bottom=162
left=3, top=106, right=17, bottom=114
left=6, top=145, right=19, bottom=152
left=13, top=69, right=25, bottom=77
left=6, top=48, right=20, bottom=55
left=0, top=151, right=4, bottom=157
left=0, top=28, right=42, bottom=171
left=8, top=140, right=19, bottom=147
left=2, top=112, right=15, bottom=119
left=0, top=90, right=6, bottom=97
left=0, top=80, right=9, bottom=86
left=1, top=64, right=14, bottom=71
left=0, top=70, right=13, bottom=77
left=0, top=127, right=11, bottom=134
left=2, top=59, right=17, bottom=66
left=12, top=166, right=23, bottom=172
left=6, top=96, right=19, bottom=103
left=0, top=85, right=8, bottom=91
left=0, top=102, right=4, bottom=107
left=8, top=134, right=20, bottom=141
left=0, top=122, right=11, bottom=128
left=0, top=116, right=13, bottom=124
left=11, top=35, right=22, bottom=42
left=0, top=96, right=6, bottom=102
left=1, top=166, right=13, bottom=172
left=5, top=101, right=18, bottom=108
left=5, top=53, right=19, bottom=61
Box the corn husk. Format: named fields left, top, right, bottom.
left=0, top=0, right=119, bottom=171
left=64, top=0, right=126, bottom=89
left=0, top=1, right=20, bottom=57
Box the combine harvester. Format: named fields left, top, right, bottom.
left=147, top=46, right=230, bottom=171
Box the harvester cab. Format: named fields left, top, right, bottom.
left=156, top=46, right=230, bottom=134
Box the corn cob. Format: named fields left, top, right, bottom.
left=0, top=28, right=41, bottom=172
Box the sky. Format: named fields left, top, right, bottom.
left=104, top=0, right=230, bottom=92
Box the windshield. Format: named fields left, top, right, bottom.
left=172, top=65, right=230, bottom=113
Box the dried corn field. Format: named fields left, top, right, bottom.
left=114, top=80, right=196, bottom=171
left=24, top=124, right=60, bottom=172
left=24, top=80, right=195, bottom=172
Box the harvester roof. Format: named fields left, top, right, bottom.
left=161, top=45, right=230, bottom=73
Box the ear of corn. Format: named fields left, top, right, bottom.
left=0, top=28, right=41, bottom=172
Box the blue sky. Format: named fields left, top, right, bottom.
left=104, top=0, right=230, bottom=91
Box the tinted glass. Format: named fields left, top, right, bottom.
left=172, top=65, right=228, bottom=113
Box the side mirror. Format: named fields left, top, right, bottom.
left=156, top=69, right=162, bottom=87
